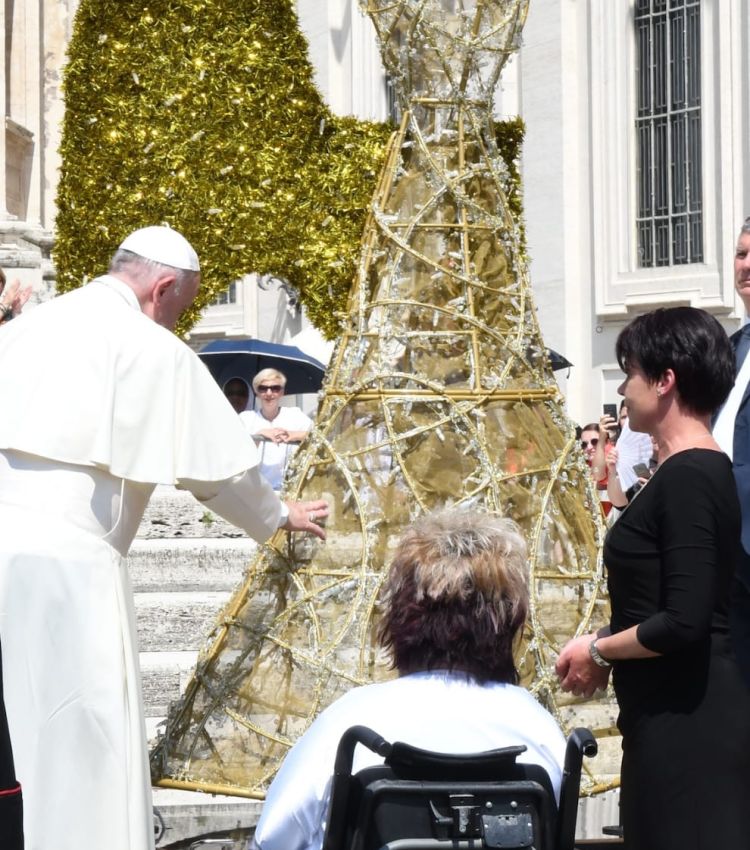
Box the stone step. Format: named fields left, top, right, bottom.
left=128, top=538, right=257, bottom=592
left=138, top=485, right=246, bottom=539
left=141, top=651, right=198, bottom=719
left=152, top=787, right=261, bottom=849
left=135, top=591, right=230, bottom=653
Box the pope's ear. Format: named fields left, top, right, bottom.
left=152, top=274, right=177, bottom=303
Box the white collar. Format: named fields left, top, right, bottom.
left=93, top=274, right=142, bottom=312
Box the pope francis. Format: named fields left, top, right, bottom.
left=0, top=226, right=327, bottom=850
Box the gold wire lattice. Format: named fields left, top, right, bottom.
left=151, top=0, right=620, bottom=798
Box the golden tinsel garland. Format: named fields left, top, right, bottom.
left=55, top=0, right=389, bottom=338
left=55, top=0, right=525, bottom=339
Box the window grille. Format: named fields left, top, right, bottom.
left=635, top=0, right=702, bottom=267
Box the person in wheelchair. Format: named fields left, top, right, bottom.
left=251, top=508, right=566, bottom=850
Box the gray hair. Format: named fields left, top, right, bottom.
left=740, top=218, right=750, bottom=237
left=109, top=248, right=198, bottom=295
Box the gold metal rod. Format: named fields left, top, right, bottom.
left=154, top=777, right=265, bottom=799
left=323, top=388, right=557, bottom=401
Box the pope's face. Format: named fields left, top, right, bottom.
left=735, top=231, right=750, bottom=313
left=156, top=273, right=200, bottom=330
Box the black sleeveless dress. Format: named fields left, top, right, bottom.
left=604, top=449, right=750, bottom=850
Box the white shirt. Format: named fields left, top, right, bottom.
left=614, top=419, right=654, bottom=490
left=714, top=345, right=750, bottom=459
left=240, top=406, right=312, bottom=489
left=251, top=671, right=566, bottom=850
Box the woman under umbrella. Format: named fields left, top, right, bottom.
left=240, top=369, right=312, bottom=490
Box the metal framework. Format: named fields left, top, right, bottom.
left=151, top=0, right=619, bottom=798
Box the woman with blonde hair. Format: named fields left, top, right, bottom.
left=240, top=368, right=312, bottom=490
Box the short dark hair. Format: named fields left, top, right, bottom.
left=377, top=508, right=529, bottom=685
left=616, top=306, right=734, bottom=415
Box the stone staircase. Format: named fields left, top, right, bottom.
left=131, top=486, right=621, bottom=848
left=130, top=485, right=262, bottom=849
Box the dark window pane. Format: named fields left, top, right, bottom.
left=654, top=118, right=669, bottom=215
left=655, top=219, right=670, bottom=265
left=636, top=19, right=651, bottom=115
left=670, top=9, right=686, bottom=109
left=686, top=5, right=701, bottom=106
left=653, top=16, right=668, bottom=114
left=638, top=221, right=654, bottom=266
left=638, top=121, right=653, bottom=215
left=672, top=215, right=688, bottom=264
left=688, top=111, right=702, bottom=209
left=690, top=212, right=703, bottom=262
left=671, top=113, right=687, bottom=212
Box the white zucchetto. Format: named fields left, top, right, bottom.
left=118, top=225, right=200, bottom=272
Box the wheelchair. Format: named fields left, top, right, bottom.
left=321, top=725, right=598, bottom=850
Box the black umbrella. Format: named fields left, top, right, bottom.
left=199, top=339, right=326, bottom=395
left=547, top=348, right=573, bottom=372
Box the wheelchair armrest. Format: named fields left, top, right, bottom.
left=556, top=727, right=598, bottom=850
left=566, top=727, right=598, bottom=763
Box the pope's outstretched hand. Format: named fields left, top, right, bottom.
left=283, top=500, right=329, bottom=540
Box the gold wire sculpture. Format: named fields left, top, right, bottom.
left=151, top=0, right=620, bottom=797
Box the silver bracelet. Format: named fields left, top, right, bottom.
left=589, top=638, right=612, bottom=668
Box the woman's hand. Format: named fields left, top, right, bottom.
left=555, top=634, right=611, bottom=698
left=258, top=427, right=290, bottom=443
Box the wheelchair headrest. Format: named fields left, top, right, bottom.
left=386, top=741, right=529, bottom=781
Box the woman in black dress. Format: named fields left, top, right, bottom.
left=556, top=307, right=750, bottom=850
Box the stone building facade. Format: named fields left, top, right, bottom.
left=0, top=0, right=78, bottom=299
left=8, top=0, right=750, bottom=419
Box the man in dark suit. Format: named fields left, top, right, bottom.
left=714, top=218, right=750, bottom=687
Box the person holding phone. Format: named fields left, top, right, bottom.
left=586, top=414, right=618, bottom=516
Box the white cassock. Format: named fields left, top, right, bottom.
left=0, top=276, right=283, bottom=850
